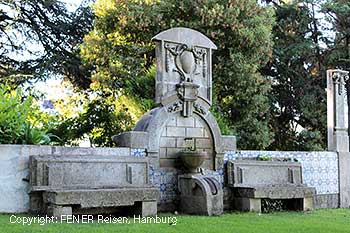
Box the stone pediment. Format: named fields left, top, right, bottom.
left=152, top=27, right=217, bottom=49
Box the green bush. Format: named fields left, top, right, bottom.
left=0, top=84, right=58, bottom=145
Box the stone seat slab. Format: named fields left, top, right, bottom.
left=233, top=186, right=316, bottom=199
left=30, top=185, right=156, bottom=192
left=43, top=187, right=159, bottom=208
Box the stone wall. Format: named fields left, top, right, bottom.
left=159, top=112, right=214, bottom=169
left=314, top=194, right=339, bottom=209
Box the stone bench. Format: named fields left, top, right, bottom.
left=29, top=155, right=159, bottom=217
left=227, top=160, right=316, bottom=212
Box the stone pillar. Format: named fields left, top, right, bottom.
left=338, top=152, right=350, bottom=208
left=327, top=69, right=349, bottom=152
left=327, top=69, right=350, bottom=208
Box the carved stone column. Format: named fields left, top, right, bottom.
left=327, top=69, right=350, bottom=208
left=327, top=69, right=349, bottom=152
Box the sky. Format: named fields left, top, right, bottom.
left=61, top=0, right=83, bottom=11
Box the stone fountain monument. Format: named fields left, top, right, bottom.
left=114, top=27, right=236, bottom=215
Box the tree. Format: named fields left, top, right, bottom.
left=322, top=0, right=350, bottom=71
left=79, top=0, right=276, bottom=149
left=261, top=0, right=328, bottom=150
left=0, top=0, right=93, bottom=88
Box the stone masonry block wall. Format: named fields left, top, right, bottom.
left=159, top=112, right=214, bottom=169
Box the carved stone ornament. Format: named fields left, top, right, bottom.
left=193, top=102, right=207, bottom=115
left=152, top=28, right=217, bottom=106
left=164, top=43, right=206, bottom=82
left=167, top=100, right=183, bottom=113
left=332, top=71, right=349, bottom=95
left=163, top=42, right=208, bottom=117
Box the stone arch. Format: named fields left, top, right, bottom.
left=134, top=106, right=224, bottom=170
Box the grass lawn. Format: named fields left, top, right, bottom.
left=1, top=209, right=350, bottom=233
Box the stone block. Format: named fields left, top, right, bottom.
left=233, top=198, right=261, bottom=212
left=201, top=159, right=214, bottom=169
left=186, top=128, right=204, bottom=137
left=160, top=159, right=177, bottom=167
left=204, top=128, right=211, bottom=137
left=0, top=145, right=53, bottom=213
left=47, top=205, right=72, bottom=217
left=112, top=131, right=149, bottom=149
left=176, top=138, right=187, bottom=148
left=30, top=155, right=150, bottom=188
left=338, top=152, right=350, bottom=208
left=52, top=147, right=131, bottom=157
left=233, top=186, right=316, bottom=199
left=313, top=194, right=339, bottom=209
left=141, top=201, right=157, bottom=217
left=179, top=175, right=223, bottom=216
left=195, top=118, right=204, bottom=127
left=195, top=138, right=212, bottom=149
left=303, top=197, right=313, bottom=211
left=161, top=128, right=167, bottom=136
left=201, top=150, right=212, bottom=159
left=160, top=137, right=176, bottom=148
left=166, top=127, right=186, bottom=137
left=176, top=117, right=195, bottom=127
left=221, top=136, right=237, bottom=151
left=334, top=133, right=349, bottom=152
left=159, top=148, right=167, bottom=158
left=166, top=148, right=182, bottom=158
left=43, top=188, right=159, bottom=209
left=227, top=160, right=304, bottom=187
left=166, top=116, right=177, bottom=126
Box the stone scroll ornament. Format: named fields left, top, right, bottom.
left=152, top=27, right=217, bottom=117
left=332, top=71, right=349, bottom=96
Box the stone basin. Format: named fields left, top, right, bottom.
left=179, top=150, right=207, bottom=173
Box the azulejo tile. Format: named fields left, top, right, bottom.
left=160, top=183, right=167, bottom=192
left=131, top=148, right=146, bottom=157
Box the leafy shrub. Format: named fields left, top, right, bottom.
left=0, top=84, right=58, bottom=145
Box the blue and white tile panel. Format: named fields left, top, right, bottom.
left=130, top=148, right=147, bottom=157
left=149, top=167, right=179, bottom=203
left=224, top=151, right=339, bottom=195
